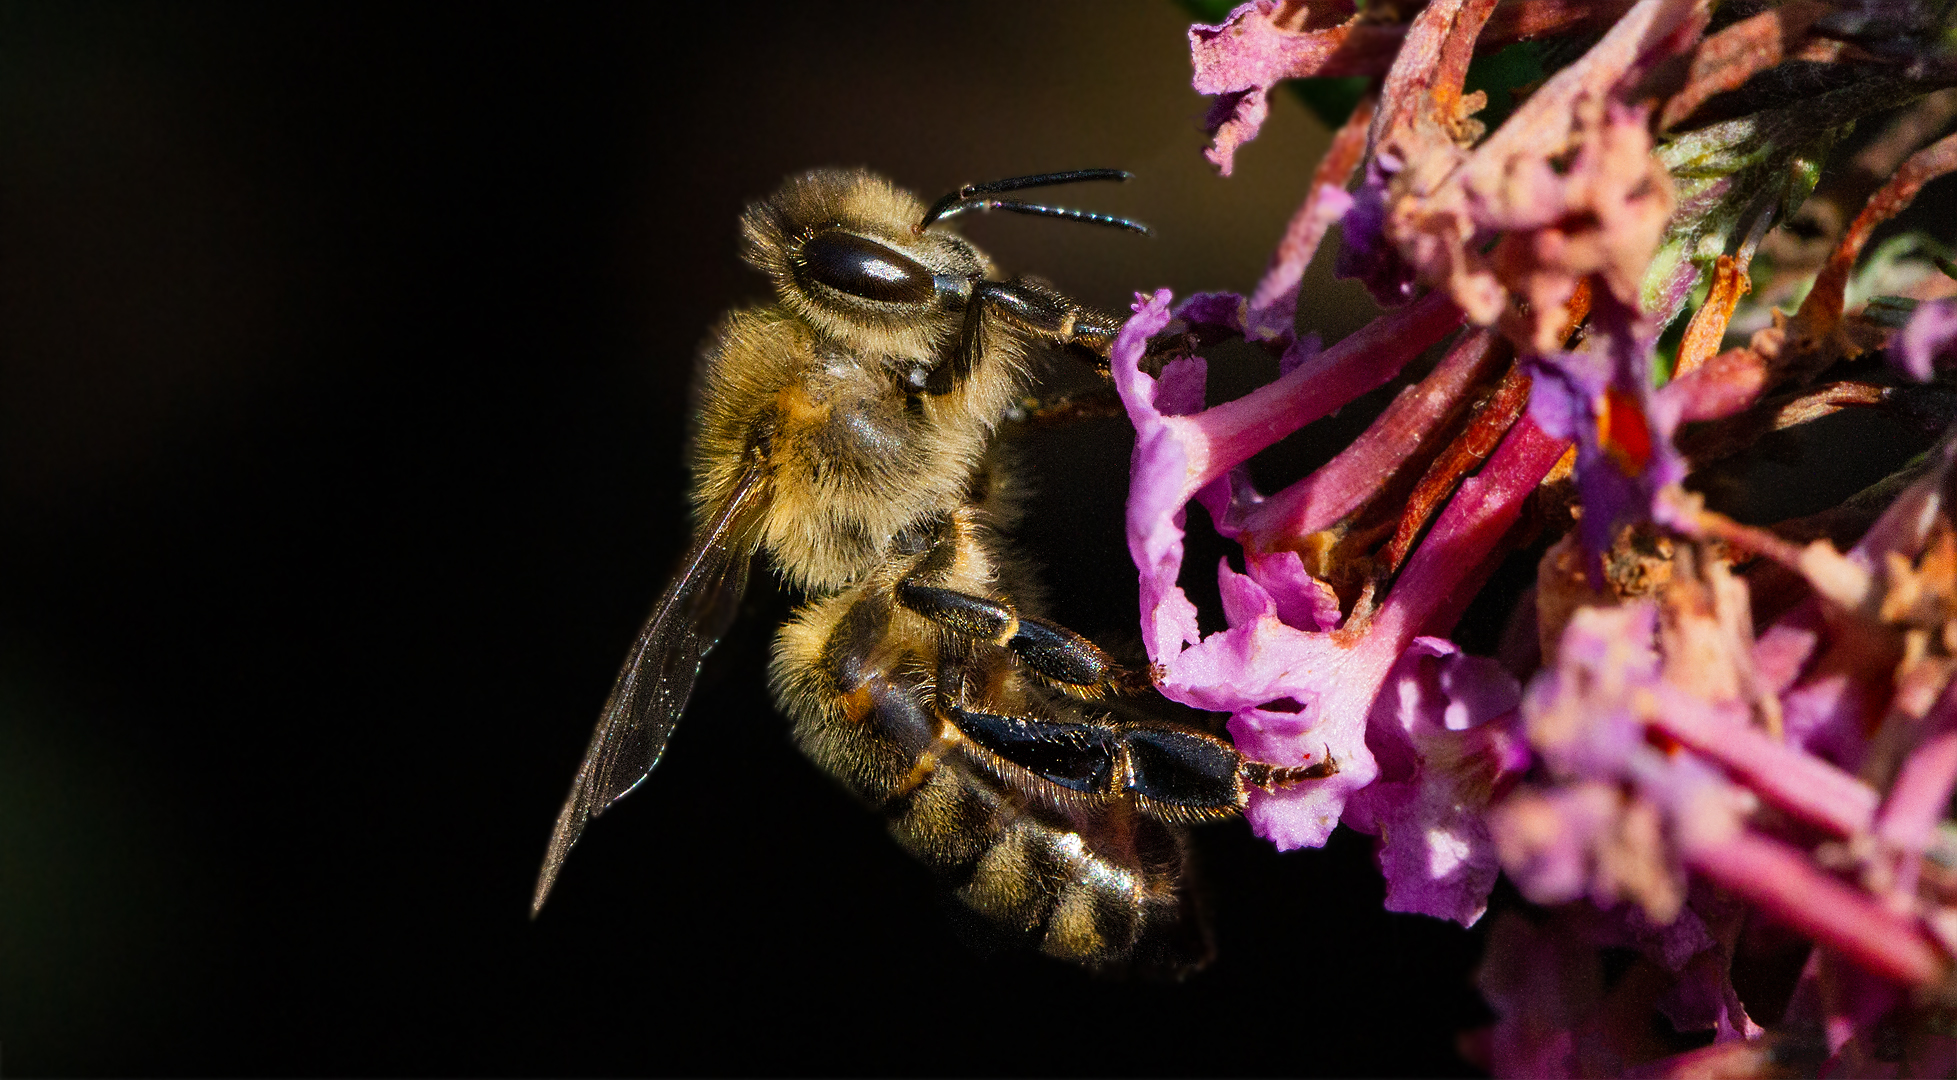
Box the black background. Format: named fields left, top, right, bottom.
left=0, top=3, right=1494, bottom=1074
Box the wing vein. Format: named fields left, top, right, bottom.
left=532, top=454, right=768, bottom=915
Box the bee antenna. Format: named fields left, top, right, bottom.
left=918, top=169, right=1149, bottom=234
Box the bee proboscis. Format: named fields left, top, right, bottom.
left=533, top=167, right=1334, bottom=975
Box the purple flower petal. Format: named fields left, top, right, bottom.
left=1113, top=290, right=1204, bottom=662
left=1171, top=290, right=1253, bottom=337
left=1361, top=774, right=1504, bottom=925
left=1204, top=88, right=1270, bottom=177
left=1342, top=637, right=1525, bottom=925
left=1216, top=555, right=1275, bottom=627
left=1523, top=344, right=1609, bottom=442
left=1245, top=549, right=1342, bottom=632
left=1189, top=0, right=1366, bottom=172
left=1154, top=356, right=1208, bottom=418
left=1116, top=290, right=1515, bottom=851
left=1189, top=0, right=1360, bottom=96
left=1897, top=295, right=1957, bottom=381
left=1334, top=157, right=1422, bottom=307
left=1527, top=296, right=1688, bottom=570
left=1234, top=422, right=1566, bottom=849
left=1495, top=602, right=1754, bottom=921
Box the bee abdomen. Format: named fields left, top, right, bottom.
left=887, top=765, right=1008, bottom=869
left=773, top=571, right=1210, bottom=974
left=883, top=758, right=1203, bottom=972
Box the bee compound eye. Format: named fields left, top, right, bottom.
left=798, top=231, right=936, bottom=305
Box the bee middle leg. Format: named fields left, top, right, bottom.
left=945, top=703, right=1339, bottom=821
left=895, top=580, right=1148, bottom=697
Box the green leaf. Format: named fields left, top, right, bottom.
left=1176, top=0, right=1243, bottom=23
left=1862, top=295, right=1920, bottom=328
left=1639, top=78, right=1924, bottom=327
left=1462, top=41, right=1545, bottom=133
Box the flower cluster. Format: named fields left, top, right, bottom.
left=1121, top=0, right=1957, bottom=1072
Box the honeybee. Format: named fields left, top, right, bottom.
left=533, top=167, right=1335, bottom=975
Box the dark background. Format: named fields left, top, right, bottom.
left=0, top=3, right=1493, bottom=1074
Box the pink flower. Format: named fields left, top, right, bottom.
left=1526, top=298, right=1689, bottom=569
left=1898, top=296, right=1957, bottom=381
left=1335, top=155, right=1422, bottom=306
left=1343, top=637, right=1527, bottom=926
left=1330, top=0, right=1700, bottom=571
left=1167, top=0, right=1957, bottom=1066
left=1491, top=602, right=1747, bottom=922
left=1189, top=0, right=1372, bottom=174
left=1113, top=289, right=1565, bottom=849
left=1335, top=0, right=1691, bottom=335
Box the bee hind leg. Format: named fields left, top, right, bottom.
left=1240, top=755, right=1339, bottom=788
left=944, top=705, right=1122, bottom=795
left=1116, top=728, right=1338, bottom=821
left=944, top=704, right=1338, bottom=822
left=895, top=581, right=1149, bottom=697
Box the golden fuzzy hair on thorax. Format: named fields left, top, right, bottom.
left=537, top=163, right=1229, bottom=976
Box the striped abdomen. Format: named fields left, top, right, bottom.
left=770, top=571, right=1211, bottom=975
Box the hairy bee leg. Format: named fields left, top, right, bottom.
left=976, top=278, right=1121, bottom=353
left=943, top=705, right=1338, bottom=821
left=1009, top=383, right=1125, bottom=427
left=930, top=277, right=1125, bottom=396
left=1241, top=755, right=1339, bottom=788
left=1124, top=734, right=1336, bottom=813
left=895, top=581, right=1139, bottom=694
left=925, top=291, right=986, bottom=395
left=786, top=591, right=1196, bottom=971
left=947, top=707, right=1121, bottom=794
left=1117, top=726, right=1250, bottom=815
left=1066, top=309, right=1124, bottom=364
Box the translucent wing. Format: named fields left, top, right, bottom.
left=532, top=455, right=767, bottom=915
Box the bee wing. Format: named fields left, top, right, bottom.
left=532, top=455, right=767, bottom=915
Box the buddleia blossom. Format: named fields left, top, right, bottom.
left=1115, top=0, right=1957, bottom=1071
left=1113, top=286, right=1524, bottom=850
left=1342, top=637, right=1528, bottom=926
left=1899, top=296, right=1957, bottom=380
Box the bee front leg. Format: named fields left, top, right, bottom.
left=950, top=277, right=1123, bottom=377
left=928, top=275, right=1126, bottom=395
left=1061, top=307, right=1125, bottom=363
left=977, top=277, right=1118, bottom=347
left=895, top=580, right=1148, bottom=698
left=1006, top=384, right=1126, bottom=428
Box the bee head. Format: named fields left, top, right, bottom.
left=741, top=169, right=987, bottom=364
